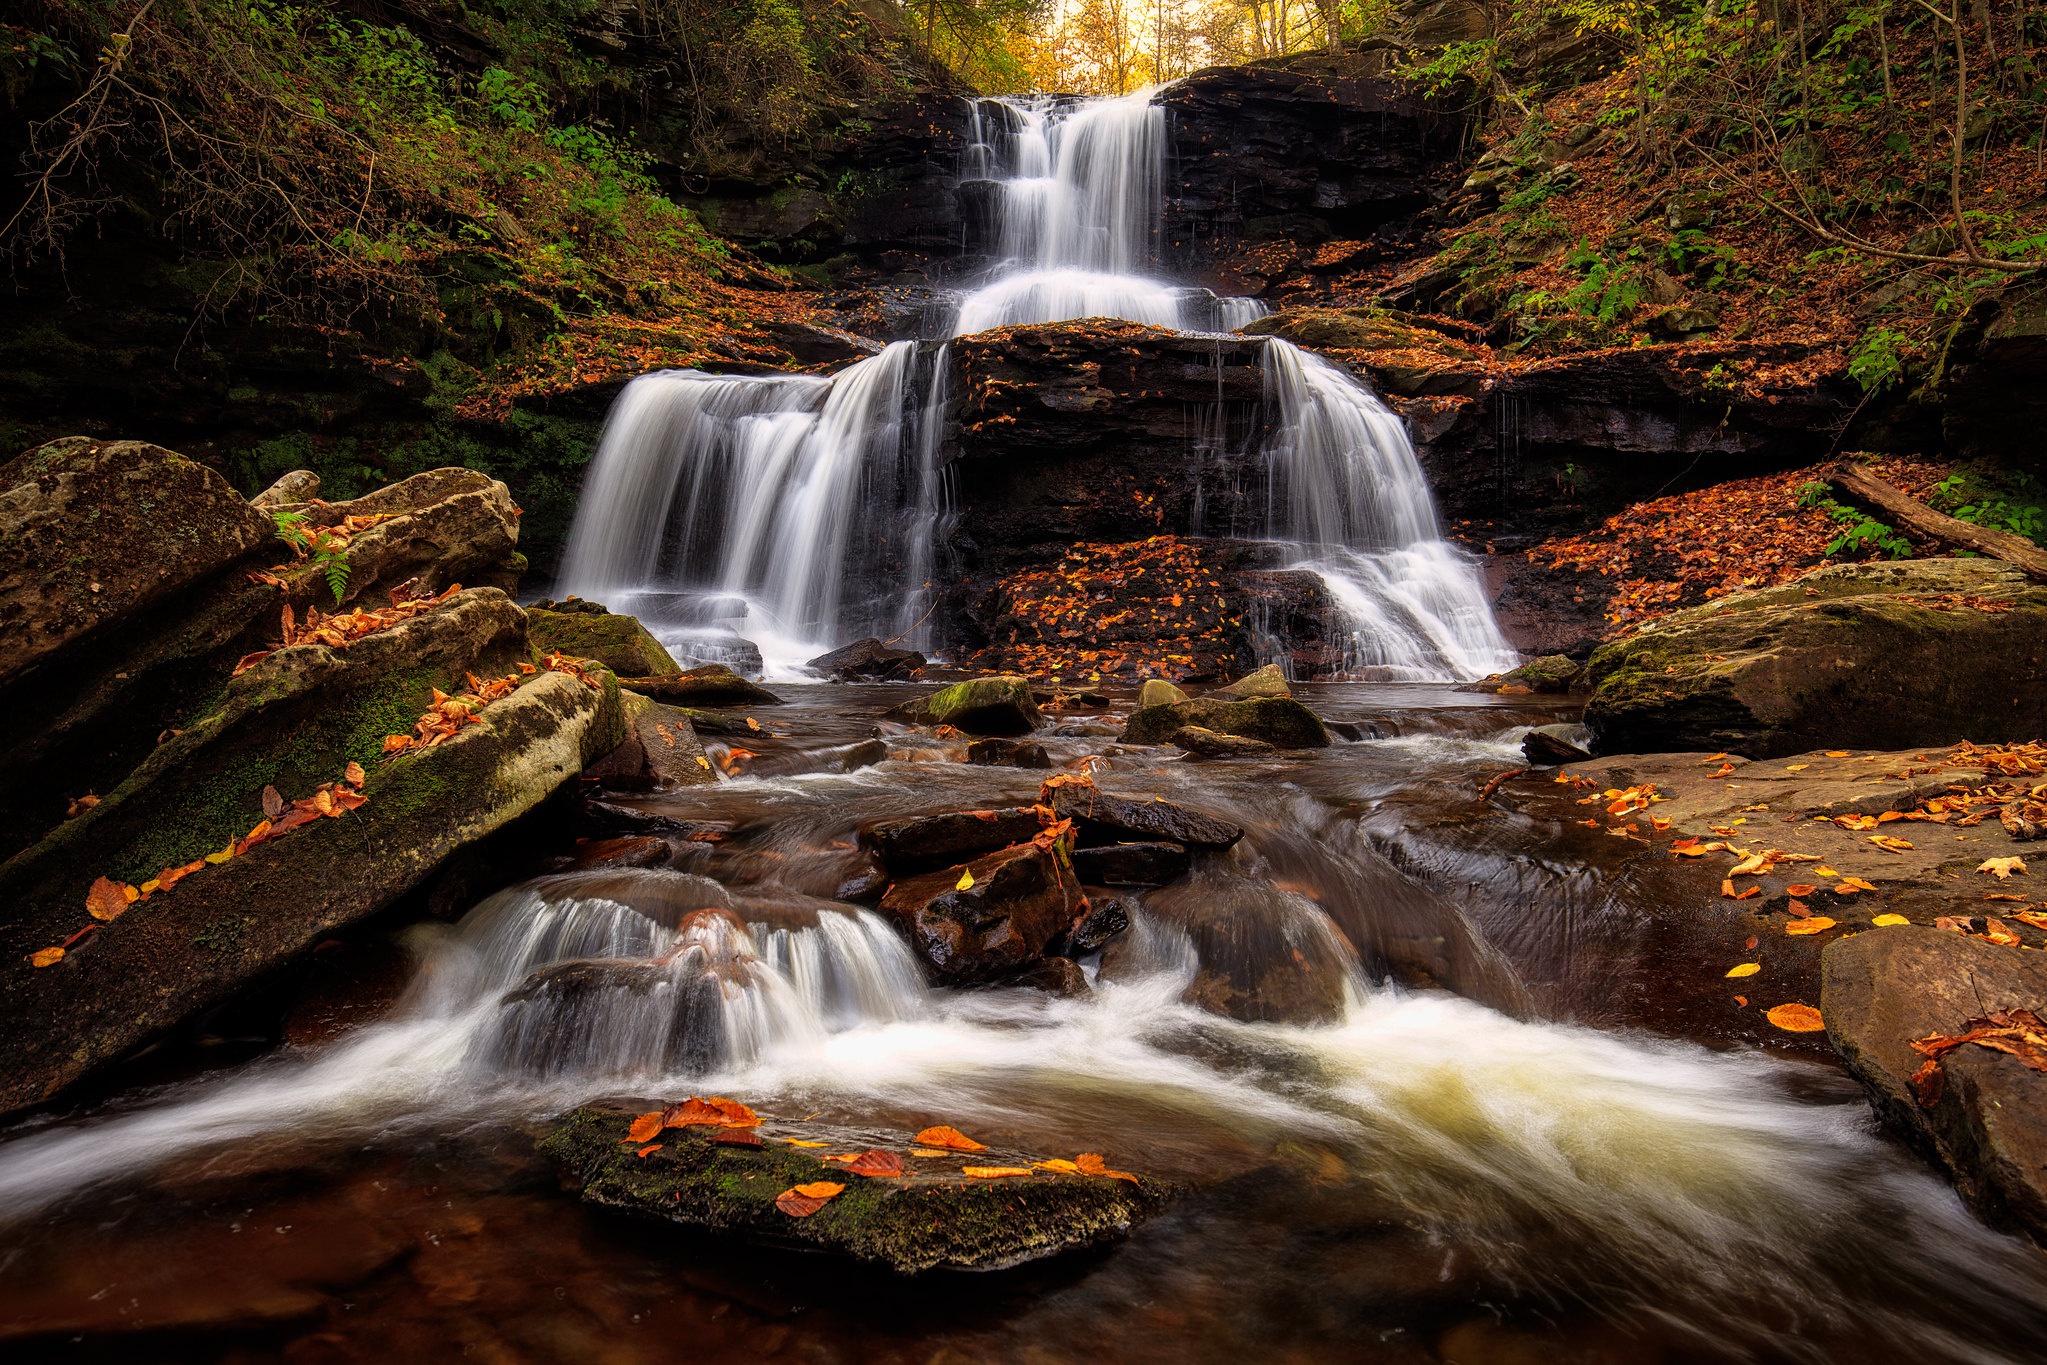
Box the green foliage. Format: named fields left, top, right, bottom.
left=1797, top=480, right=1914, bottom=560
left=1929, top=470, right=2047, bottom=547
left=1848, top=328, right=1910, bottom=393
left=272, top=510, right=353, bottom=604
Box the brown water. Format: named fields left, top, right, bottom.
left=2, top=684, right=2043, bottom=1364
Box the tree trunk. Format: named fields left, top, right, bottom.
left=1826, top=465, right=2047, bottom=582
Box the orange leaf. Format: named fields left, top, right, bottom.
left=660, top=1096, right=761, bottom=1129
left=961, top=1166, right=1034, bottom=1178
left=1765, top=1003, right=1826, bottom=1033
left=1785, top=884, right=1817, bottom=897
left=1075, top=1152, right=1140, bottom=1184
left=344, top=761, right=366, bottom=788
left=85, top=876, right=130, bottom=923
left=1784, top=916, right=1836, bottom=936
left=636, top=1143, right=664, bottom=1158
left=626, top=1111, right=664, bottom=1143
left=28, top=946, right=64, bottom=968
left=912, top=1125, right=988, bottom=1152
left=1033, top=1158, right=1082, bottom=1174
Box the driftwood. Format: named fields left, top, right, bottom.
left=1477, top=767, right=1529, bottom=803
left=1827, top=465, right=2047, bottom=583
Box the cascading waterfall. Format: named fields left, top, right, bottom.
left=556, top=85, right=1512, bottom=680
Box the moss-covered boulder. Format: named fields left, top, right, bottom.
left=1121, top=696, right=1330, bottom=748
left=1138, top=678, right=1189, bottom=708
left=618, top=664, right=782, bottom=707
left=528, top=607, right=680, bottom=678
left=541, top=1102, right=1166, bottom=1273
left=1208, top=663, right=1291, bottom=700
left=1583, top=559, right=2047, bottom=758
left=0, top=589, right=624, bottom=1115
left=267, top=467, right=523, bottom=606
left=918, top=675, right=1043, bottom=734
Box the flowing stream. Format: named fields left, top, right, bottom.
left=557, top=90, right=1513, bottom=681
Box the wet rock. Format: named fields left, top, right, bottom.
left=280, top=936, right=412, bottom=1047
left=1056, top=894, right=1130, bottom=956
left=526, top=596, right=609, bottom=615
left=1521, top=725, right=1591, bottom=766
left=1049, top=721, right=1120, bottom=737
left=1822, top=927, right=2047, bottom=1237
left=879, top=841, right=1085, bottom=985
left=1240, top=312, right=1487, bottom=399
left=835, top=865, right=889, bottom=903
left=806, top=637, right=927, bottom=680
left=838, top=737, right=890, bottom=772
left=1139, top=678, right=1190, bottom=708
left=1046, top=785, right=1245, bottom=850
left=0, top=589, right=625, bottom=1115
left=0, top=436, right=272, bottom=684
left=584, top=693, right=717, bottom=789
left=967, top=737, right=1053, bottom=768
left=563, top=835, right=673, bottom=872
left=541, top=1102, right=1165, bottom=1273
left=617, top=663, right=783, bottom=708
left=1010, top=956, right=1091, bottom=997
left=1500, top=654, right=1583, bottom=693
left=1209, top=663, right=1292, bottom=700
left=1070, top=842, right=1191, bottom=887
left=896, top=675, right=1043, bottom=735
left=1122, top=696, right=1331, bottom=749
left=528, top=607, right=680, bottom=678
left=1583, top=559, right=2047, bottom=757
left=1131, top=880, right=1353, bottom=1026
left=1171, top=725, right=1278, bottom=759
left=859, top=806, right=1045, bottom=874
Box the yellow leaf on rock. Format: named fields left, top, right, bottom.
left=1979, top=857, right=2028, bottom=880
left=913, top=1125, right=987, bottom=1152
left=910, top=1148, right=948, bottom=1157
left=955, top=868, right=975, bottom=891
left=782, top=1139, right=828, bottom=1147
left=84, top=876, right=130, bottom=922
left=1816, top=865, right=1840, bottom=878
left=1872, top=913, right=1910, bottom=926
left=1726, top=962, right=1761, bottom=978
left=1825, top=750, right=1851, bottom=758
left=1766, top=1003, right=1827, bottom=1032
left=962, top=1166, right=1034, bottom=1179
left=1785, top=917, right=1836, bottom=936
left=1033, top=1158, right=1082, bottom=1173
left=1786, top=764, right=1809, bottom=772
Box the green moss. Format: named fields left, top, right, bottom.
left=527, top=608, right=679, bottom=676
left=1123, top=697, right=1330, bottom=748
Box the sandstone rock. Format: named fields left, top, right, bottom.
left=529, top=607, right=680, bottom=678
left=541, top=1102, right=1164, bottom=1273
left=1583, top=559, right=2047, bottom=757
left=584, top=692, right=717, bottom=790
left=1822, top=927, right=2047, bottom=1237
left=617, top=663, right=783, bottom=707
left=250, top=469, right=321, bottom=508
left=895, top=675, right=1042, bottom=735
left=879, top=841, right=1084, bottom=985
left=860, top=806, right=1045, bottom=874
left=1046, top=785, right=1244, bottom=850
left=0, top=436, right=273, bottom=685
left=1521, top=724, right=1591, bottom=766
left=966, top=737, right=1053, bottom=768
left=277, top=467, right=523, bottom=603
left=1122, top=696, right=1331, bottom=748
left=0, top=589, right=624, bottom=1114
left=806, top=637, right=927, bottom=680
left=1139, top=678, right=1190, bottom=708
left=1070, top=842, right=1191, bottom=886
left=1171, top=725, right=1278, bottom=759
left=1208, top=663, right=1292, bottom=700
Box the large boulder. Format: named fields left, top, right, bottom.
left=542, top=1102, right=1164, bottom=1273
left=1582, top=560, right=2047, bottom=758
left=615, top=663, right=782, bottom=707
left=1046, top=784, right=1245, bottom=849
left=1822, top=927, right=2047, bottom=1237
left=859, top=807, right=1046, bottom=875
left=527, top=607, right=680, bottom=678
left=878, top=840, right=1085, bottom=985
left=897, top=675, right=1042, bottom=735
left=806, top=637, right=927, bottom=680
left=0, top=589, right=624, bottom=1114
left=583, top=692, right=717, bottom=790
left=1122, top=696, right=1331, bottom=748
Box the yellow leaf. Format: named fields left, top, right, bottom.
left=1725, top=962, right=1761, bottom=978
left=1867, top=835, right=1914, bottom=853
left=1033, top=1158, right=1081, bottom=1173
left=1785, top=763, right=1809, bottom=771
left=1825, top=750, right=1851, bottom=757
left=1872, top=913, right=1910, bottom=926
left=783, top=1138, right=828, bottom=1147
left=28, top=946, right=64, bottom=967
left=1978, top=857, right=2028, bottom=880
left=84, top=876, right=130, bottom=922
left=1785, top=916, right=1836, bottom=936
left=909, top=1148, right=948, bottom=1157
left=1765, top=1003, right=1826, bottom=1032
left=955, top=869, right=975, bottom=891
left=1815, top=865, right=1840, bottom=878
left=961, top=1166, right=1034, bottom=1179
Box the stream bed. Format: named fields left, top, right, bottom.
left=1, top=684, right=2043, bottom=1364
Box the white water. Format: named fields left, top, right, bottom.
left=555, top=87, right=1511, bottom=680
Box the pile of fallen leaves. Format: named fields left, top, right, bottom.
left=234, top=582, right=468, bottom=676
left=381, top=653, right=602, bottom=756
left=1910, top=1009, right=2047, bottom=1108
left=616, top=1101, right=1138, bottom=1218
left=27, top=763, right=370, bottom=969
left=974, top=536, right=1246, bottom=679
left=1527, top=456, right=1954, bottom=633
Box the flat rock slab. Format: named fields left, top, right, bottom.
left=1122, top=696, right=1329, bottom=748
left=541, top=1103, right=1166, bottom=1274
left=859, top=806, right=1046, bottom=873
left=618, top=664, right=781, bottom=707
left=1049, top=786, right=1244, bottom=850
left=1823, top=927, right=2047, bottom=1236
left=528, top=608, right=680, bottom=679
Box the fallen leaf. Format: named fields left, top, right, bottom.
left=1785, top=764, right=1810, bottom=772
left=1733, top=995, right=1749, bottom=1006
left=783, top=1138, right=828, bottom=1148
left=833, top=1150, right=905, bottom=1177
left=1785, top=884, right=1818, bottom=897
left=28, top=946, right=64, bottom=967
left=1075, top=1152, right=1140, bottom=1184
left=775, top=1182, right=846, bottom=1217
left=1766, top=1003, right=1827, bottom=1032
left=955, top=868, right=975, bottom=891
left=661, top=1096, right=761, bottom=1129
left=1786, top=898, right=1811, bottom=918
left=1785, top=916, right=1837, bottom=936
left=1868, top=834, right=1915, bottom=853
left=344, top=761, right=366, bottom=788
left=636, top=1143, right=664, bottom=1158
left=627, top=1112, right=664, bottom=1143
left=1815, top=865, right=1840, bottom=878
left=1825, top=750, right=1851, bottom=758
left=913, top=1125, right=988, bottom=1152
left=1979, top=857, right=2029, bottom=880
left=909, top=1148, right=948, bottom=1157
left=1872, top=913, right=1911, bottom=927
left=1033, top=1158, right=1082, bottom=1174
left=961, top=1166, right=1034, bottom=1178
left=84, top=876, right=130, bottom=922
left=1834, top=877, right=1878, bottom=894
left=1726, top=962, right=1761, bottom=977
left=261, top=785, right=285, bottom=820
left=709, top=1127, right=762, bottom=1148
left=1984, top=918, right=2022, bottom=946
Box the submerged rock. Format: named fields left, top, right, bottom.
left=806, top=637, right=927, bottom=680
left=541, top=1102, right=1165, bottom=1273
left=1047, top=785, right=1245, bottom=850
left=1122, top=696, right=1330, bottom=749
left=617, top=663, right=783, bottom=707
left=1011, top=956, right=1091, bottom=997
left=1823, top=927, right=2047, bottom=1237
left=1171, top=726, right=1277, bottom=759
left=879, top=840, right=1085, bottom=985
left=1070, top=842, right=1191, bottom=887
left=1208, top=663, right=1292, bottom=700
left=893, top=675, right=1043, bottom=735
left=1583, top=560, right=2047, bottom=757
left=859, top=807, right=1046, bottom=874
left=528, top=607, right=681, bottom=678
left=966, top=737, right=1053, bottom=769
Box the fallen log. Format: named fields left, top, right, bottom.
left=1827, top=464, right=2047, bottom=583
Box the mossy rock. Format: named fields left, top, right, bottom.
left=528, top=607, right=680, bottom=678
left=1208, top=663, right=1291, bottom=700
left=1583, top=559, right=2047, bottom=758
left=0, top=589, right=624, bottom=1115
left=1122, top=696, right=1329, bottom=748
left=1477, top=654, right=1581, bottom=694
left=619, top=664, right=782, bottom=707
left=1138, top=678, right=1189, bottom=708
left=541, top=1102, right=1168, bottom=1274
left=897, top=675, right=1042, bottom=735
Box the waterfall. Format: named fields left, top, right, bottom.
left=555, top=87, right=1513, bottom=680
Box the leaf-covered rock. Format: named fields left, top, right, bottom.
left=528, top=607, right=680, bottom=679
